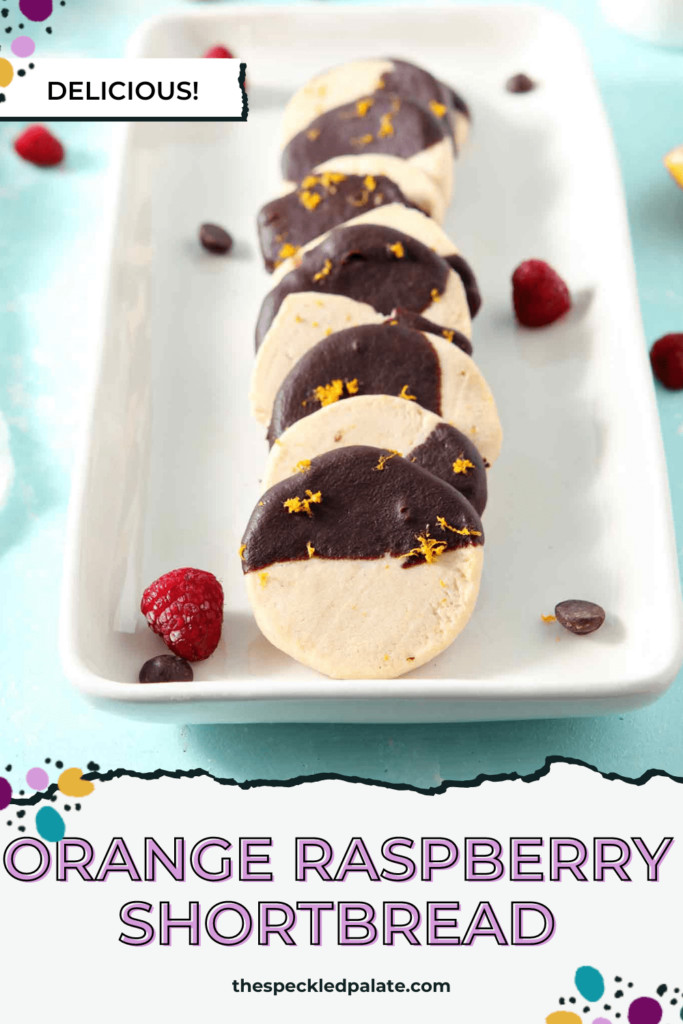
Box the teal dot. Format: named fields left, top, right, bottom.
left=575, top=966, right=605, bottom=1002
left=36, top=806, right=65, bottom=842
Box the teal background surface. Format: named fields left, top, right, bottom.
left=1, top=0, right=682, bottom=784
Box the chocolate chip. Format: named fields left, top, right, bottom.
left=139, top=654, right=194, bottom=683
left=199, top=222, right=233, bottom=255
left=506, top=73, right=536, bottom=94
left=554, top=600, right=605, bottom=635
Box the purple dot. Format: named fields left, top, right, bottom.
left=26, top=767, right=49, bottom=790
left=0, top=777, right=11, bottom=810
left=18, top=0, right=52, bottom=22
left=628, top=998, right=663, bottom=1024
left=593, top=1019, right=612, bottom=1024
left=11, top=35, right=35, bottom=57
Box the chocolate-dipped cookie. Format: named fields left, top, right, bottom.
left=281, top=93, right=454, bottom=202
left=255, top=222, right=470, bottom=350
left=265, top=322, right=502, bottom=466
left=280, top=58, right=470, bottom=153
left=241, top=445, right=484, bottom=679
left=262, top=394, right=488, bottom=515
left=271, top=203, right=481, bottom=319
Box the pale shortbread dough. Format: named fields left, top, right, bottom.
left=308, top=155, right=447, bottom=223
left=272, top=203, right=464, bottom=285
left=263, top=394, right=490, bottom=490
left=251, top=268, right=472, bottom=428
left=245, top=546, right=483, bottom=679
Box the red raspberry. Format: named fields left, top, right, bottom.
left=141, top=568, right=224, bottom=662
left=14, top=124, right=65, bottom=167
left=650, top=334, right=683, bottom=390
left=203, top=45, right=233, bottom=58
left=512, top=259, right=571, bottom=327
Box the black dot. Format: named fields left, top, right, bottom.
left=615, top=977, right=622, bottom=983
left=675, top=989, right=680, bottom=994
left=17, top=69, right=24, bottom=76
left=18, top=790, right=24, bottom=796
left=672, top=1000, right=678, bottom=1006
left=45, top=758, right=51, bottom=764
left=0, top=8, right=7, bottom=16
left=569, top=998, right=576, bottom=1004
left=75, top=803, right=81, bottom=811
left=87, top=762, right=100, bottom=772
left=5, top=764, right=11, bottom=771
left=658, top=985, right=668, bottom=997
left=17, top=810, right=25, bottom=819
left=50, top=795, right=57, bottom=802
left=64, top=805, right=71, bottom=811
left=55, top=761, right=63, bottom=768
left=559, top=999, right=565, bottom=1006
left=18, top=22, right=23, bottom=27
left=0, top=93, right=6, bottom=103
left=616, top=1015, right=621, bottom=1020
left=604, top=1006, right=611, bottom=1012
left=627, top=983, right=633, bottom=989
left=6, top=820, right=11, bottom=826
left=583, top=1008, right=590, bottom=1014
left=46, top=26, right=51, bottom=33
left=18, top=826, right=25, bottom=832
left=29, top=62, right=34, bottom=68
left=615, top=991, right=624, bottom=999
left=5, top=27, right=11, bottom=33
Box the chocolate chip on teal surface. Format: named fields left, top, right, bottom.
left=506, top=73, right=536, bottom=93
left=555, top=600, right=605, bottom=635
left=199, top=222, right=233, bottom=255
left=139, top=654, right=194, bottom=683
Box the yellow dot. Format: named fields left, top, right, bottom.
left=546, top=1013, right=582, bottom=1024
left=0, top=58, right=14, bottom=88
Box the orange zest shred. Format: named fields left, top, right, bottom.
left=314, top=379, right=345, bottom=407
left=388, top=241, right=405, bottom=258
left=399, top=384, right=417, bottom=401
left=348, top=189, right=370, bottom=208
left=320, top=171, right=346, bottom=188
left=374, top=450, right=400, bottom=471
left=238, top=543, right=246, bottom=560
left=364, top=174, right=377, bottom=192
left=283, top=490, right=323, bottom=517
left=436, top=515, right=482, bottom=538
left=430, top=287, right=441, bottom=303
left=346, top=378, right=359, bottom=395
left=351, top=133, right=374, bottom=147
left=306, top=128, right=321, bottom=140
left=299, top=190, right=322, bottom=211
left=452, top=458, right=475, bottom=475
left=306, top=541, right=316, bottom=558
left=301, top=174, right=319, bottom=189
left=407, top=534, right=447, bottom=563
left=313, top=258, right=333, bottom=282
left=442, top=329, right=455, bottom=342
left=277, top=242, right=299, bottom=263
left=378, top=113, right=394, bottom=138
left=293, top=459, right=311, bottom=474
left=259, top=572, right=269, bottom=588
left=541, top=613, right=557, bottom=624
left=355, top=97, right=374, bottom=117
left=429, top=99, right=447, bottom=118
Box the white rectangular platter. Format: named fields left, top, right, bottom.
left=60, top=3, right=683, bottom=723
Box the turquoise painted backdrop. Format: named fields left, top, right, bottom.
left=1, top=0, right=682, bottom=784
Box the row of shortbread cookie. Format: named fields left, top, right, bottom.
left=240, top=58, right=501, bottom=680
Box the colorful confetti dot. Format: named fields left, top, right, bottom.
left=36, top=805, right=65, bottom=842
left=58, top=767, right=94, bottom=798
left=593, top=1019, right=612, bottom=1024
left=0, top=57, right=13, bottom=87
left=26, top=766, right=49, bottom=790
left=0, top=777, right=11, bottom=810
left=547, top=1014, right=582, bottom=1024
left=19, top=0, right=52, bottom=21
left=628, top=998, right=662, bottom=1024
left=576, top=968, right=606, bottom=1003
left=11, top=34, right=34, bottom=56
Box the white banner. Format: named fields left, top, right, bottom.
left=1, top=761, right=679, bottom=1023
left=0, top=58, right=247, bottom=120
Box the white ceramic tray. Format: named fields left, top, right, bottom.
left=60, top=3, right=683, bottom=724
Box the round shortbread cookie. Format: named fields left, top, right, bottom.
left=271, top=202, right=481, bottom=318
left=265, top=321, right=503, bottom=466
left=281, top=93, right=454, bottom=203
left=262, top=393, right=488, bottom=515
left=255, top=222, right=471, bottom=350
left=280, top=58, right=470, bottom=152
left=241, top=445, right=484, bottom=679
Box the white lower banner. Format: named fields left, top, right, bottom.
left=1, top=761, right=679, bottom=1024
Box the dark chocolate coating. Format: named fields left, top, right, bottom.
left=380, top=58, right=458, bottom=148
left=255, top=223, right=451, bottom=350
left=446, top=253, right=481, bottom=318
left=408, top=422, right=487, bottom=515
left=241, top=445, right=483, bottom=573
left=267, top=322, right=441, bottom=444
left=446, top=84, right=471, bottom=121
left=388, top=310, right=472, bottom=355
left=281, top=93, right=447, bottom=185
left=257, top=173, right=419, bottom=273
